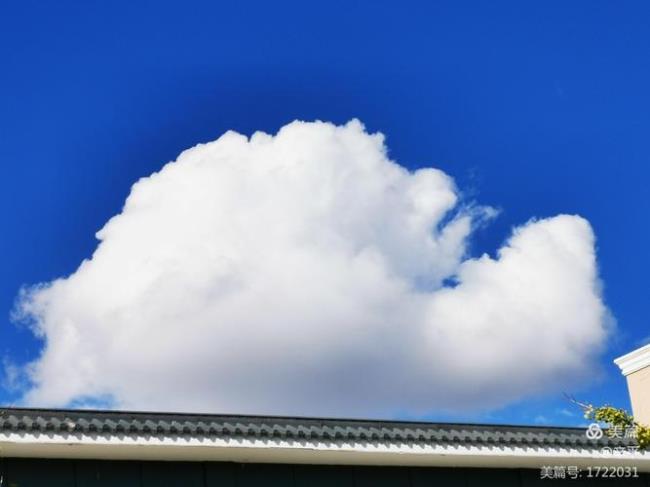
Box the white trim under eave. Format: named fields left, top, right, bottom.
left=0, top=431, right=649, bottom=472
left=615, top=344, right=650, bottom=376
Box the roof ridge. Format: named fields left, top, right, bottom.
left=0, top=406, right=592, bottom=432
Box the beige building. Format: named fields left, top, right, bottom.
left=615, top=343, right=650, bottom=425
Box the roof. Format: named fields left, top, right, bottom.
left=615, top=343, right=650, bottom=375
left=0, top=407, right=633, bottom=447
left=0, top=407, right=648, bottom=471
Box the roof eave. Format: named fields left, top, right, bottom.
left=1, top=430, right=649, bottom=472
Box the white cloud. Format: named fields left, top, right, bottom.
left=13, top=120, right=611, bottom=417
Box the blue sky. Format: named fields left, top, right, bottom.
left=1, top=1, right=649, bottom=424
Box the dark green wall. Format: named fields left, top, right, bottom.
left=1, top=458, right=648, bottom=486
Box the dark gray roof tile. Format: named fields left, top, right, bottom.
left=0, top=407, right=638, bottom=451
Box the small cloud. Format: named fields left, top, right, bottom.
left=557, top=408, right=575, bottom=418
left=2, top=357, right=28, bottom=394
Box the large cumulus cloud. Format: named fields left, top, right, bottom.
left=13, top=120, right=611, bottom=416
